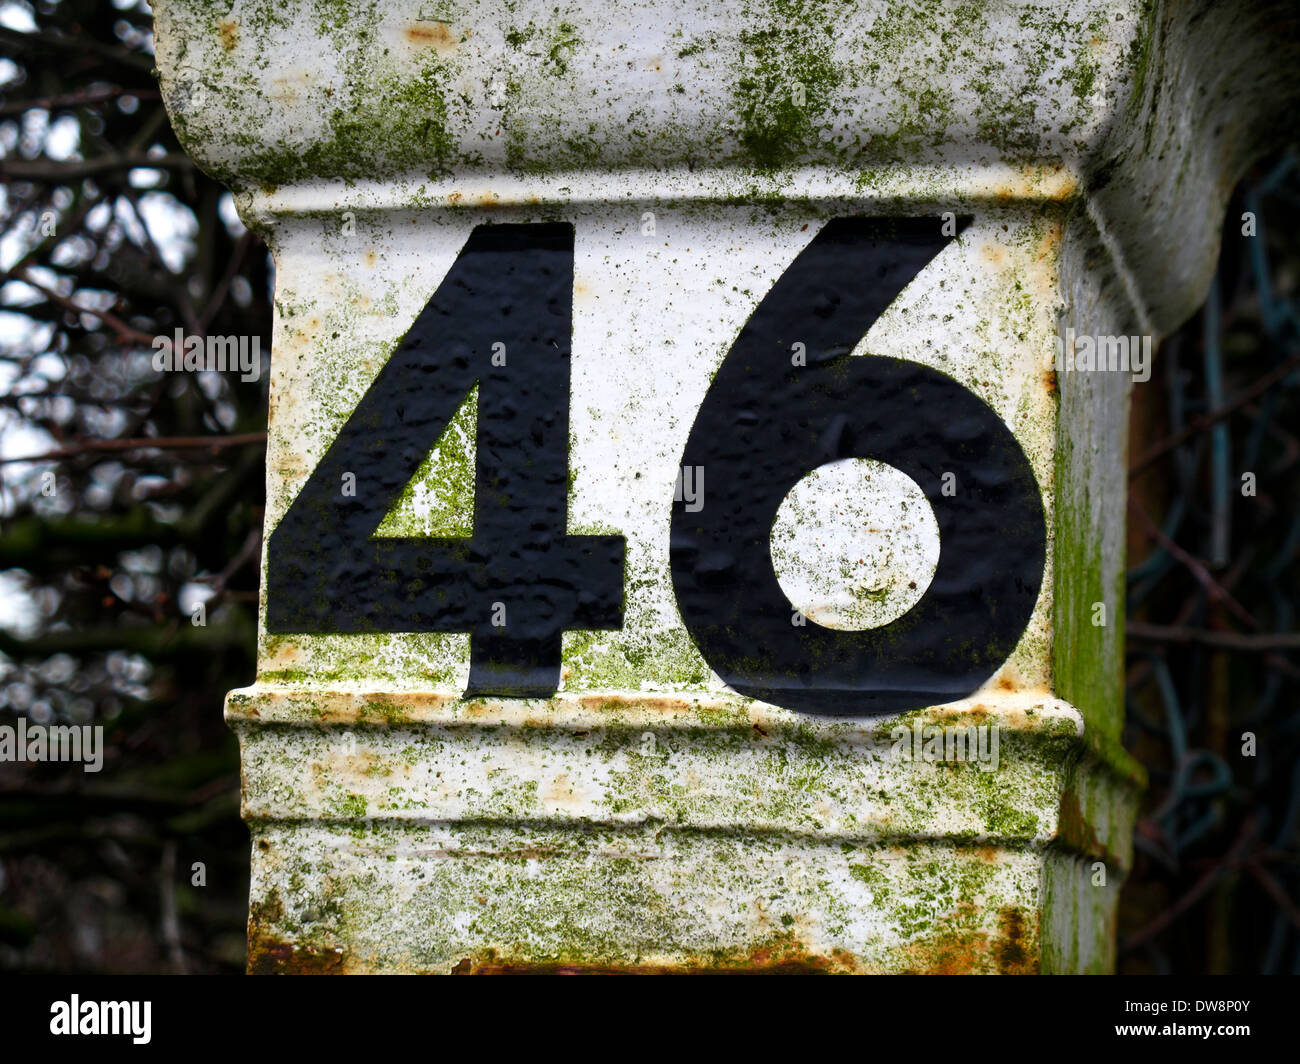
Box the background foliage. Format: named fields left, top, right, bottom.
left=1121, top=153, right=1300, bottom=974
left=0, top=0, right=266, bottom=972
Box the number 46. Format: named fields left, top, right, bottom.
left=267, top=218, right=1044, bottom=716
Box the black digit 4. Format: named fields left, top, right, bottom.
left=670, top=216, right=1047, bottom=717
left=266, top=223, right=625, bottom=698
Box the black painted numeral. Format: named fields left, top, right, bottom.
left=669, top=217, right=1046, bottom=716
left=266, top=223, right=625, bottom=698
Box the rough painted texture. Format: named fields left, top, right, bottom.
left=1051, top=207, right=1134, bottom=745
left=247, top=203, right=1066, bottom=703
left=149, top=0, right=1300, bottom=971
left=1086, top=0, right=1300, bottom=336
left=770, top=459, right=939, bottom=631
left=229, top=694, right=1076, bottom=835
left=249, top=204, right=1063, bottom=696
left=246, top=824, right=1044, bottom=974
left=155, top=0, right=1133, bottom=189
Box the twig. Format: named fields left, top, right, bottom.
left=1127, top=622, right=1300, bottom=652
left=1123, top=819, right=1258, bottom=950
left=0, top=432, right=266, bottom=465
left=16, top=270, right=156, bottom=344
left=1128, top=493, right=1259, bottom=629
left=199, top=230, right=255, bottom=332
left=1246, top=861, right=1300, bottom=932
left=0, top=86, right=159, bottom=116
left=160, top=840, right=187, bottom=975
left=0, top=152, right=193, bottom=182
left=199, top=527, right=262, bottom=596
left=1129, top=351, right=1300, bottom=477
left=0, top=25, right=155, bottom=74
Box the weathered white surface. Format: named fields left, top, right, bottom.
left=772, top=458, right=940, bottom=631
left=250, top=204, right=1058, bottom=695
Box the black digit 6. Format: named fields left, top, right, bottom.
left=670, top=216, right=1046, bottom=716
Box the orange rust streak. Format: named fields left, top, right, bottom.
left=897, top=905, right=1038, bottom=974
left=406, top=23, right=454, bottom=48
left=452, top=936, right=859, bottom=975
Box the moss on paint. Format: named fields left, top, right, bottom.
left=168, top=1, right=467, bottom=188
left=374, top=385, right=476, bottom=538
left=1052, top=429, right=1123, bottom=742
left=231, top=65, right=459, bottom=187
left=163, top=0, right=1140, bottom=193
left=244, top=818, right=1051, bottom=972
left=1124, top=0, right=1159, bottom=114
left=729, top=0, right=844, bottom=173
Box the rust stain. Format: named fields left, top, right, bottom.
left=459, top=960, right=833, bottom=974
left=1057, top=788, right=1120, bottom=866
left=453, top=936, right=859, bottom=974
left=405, top=21, right=458, bottom=54
left=897, top=904, right=1038, bottom=974
left=218, top=19, right=238, bottom=51
left=248, top=894, right=353, bottom=974
left=1036, top=219, right=1064, bottom=260
left=275, top=455, right=307, bottom=480
left=540, top=771, right=585, bottom=810
left=447, top=191, right=464, bottom=206
left=364, top=250, right=377, bottom=267
left=354, top=691, right=455, bottom=711
left=993, top=167, right=1078, bottom=205
left=995, top=908, right=1032, bottom=973
left=992, top=660, right=1025, bottom=691
left=246, top=906, right=1042, bottom=976
left=577, top=693, right=692, bottom=713
left=1044, top=168, right=1078, bottom=202
left=248, top=936, right=348, bottom=974
left=331, top=748, right=383, bottom=775
left=264, top=638, right=302, bottom=668
left=980, top=241, right=1009, bottom=268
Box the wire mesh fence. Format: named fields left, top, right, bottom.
left=1121, top=151, right=1300, bottom=974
